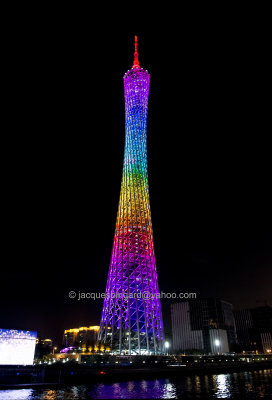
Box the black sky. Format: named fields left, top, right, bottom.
left=1, top=20, right=271, bottom=344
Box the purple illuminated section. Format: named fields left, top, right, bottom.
left=60, top=346, right=75, bottom=353
left=98, top=37, right=163, bottom=354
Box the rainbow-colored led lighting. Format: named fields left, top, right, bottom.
left=98, top=37, right=163, bottom=354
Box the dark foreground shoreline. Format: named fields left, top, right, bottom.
left=1, top=361, right=272, bottom=389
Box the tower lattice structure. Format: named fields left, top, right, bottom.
left=98, top=37, right=164, bottom=355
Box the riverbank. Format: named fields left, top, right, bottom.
left=1, top=360, right=272, bottom=388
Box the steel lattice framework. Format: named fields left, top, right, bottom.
left=98, top=37, right=163, bottom=355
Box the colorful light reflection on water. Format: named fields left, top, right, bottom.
left=0, top=370, right=272, bottom=399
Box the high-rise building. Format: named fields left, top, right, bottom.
left=171, top=299, right=237, bottom=354
left=234, top=306, right=272, bottom=353
left=63, top=326, right=99, bottom=351
left=98, top=37, right=164, bottom=355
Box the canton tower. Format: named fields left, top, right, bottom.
left=98, top=37, right=164, bottom=355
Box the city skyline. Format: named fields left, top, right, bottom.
left=1, top=29, right=271, bottom=343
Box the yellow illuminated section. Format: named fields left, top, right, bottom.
left=64, top=326, right=100, bottom=334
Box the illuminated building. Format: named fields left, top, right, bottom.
left=0, top=329, right=36, bottom=365
left=171, top=299, right=237, bottom=354
left=63, top=326, right=99, bottom=352
left=98, top=37, right=164, bottom=355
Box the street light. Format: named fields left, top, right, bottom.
left=215, top=339, right=220, bottom=355
left=165, top=341, right=170, bottom=355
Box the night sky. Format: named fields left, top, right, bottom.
left=1, top=22, right=271, bottom=344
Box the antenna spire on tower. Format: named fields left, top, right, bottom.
left=133, top=35, right=140, bottom=69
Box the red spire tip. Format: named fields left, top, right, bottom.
left=133, top=35, right=140, bottom=69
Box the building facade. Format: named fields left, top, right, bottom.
left=63, top=326, right=99, bottom=352
left=35, top=338, right=53, bottom=358
left=234, top=306, right=272, bottom=353
left=98, top=37, right=164, bottom=355
left=0, top=329, right=37, bottom=365
left=171, top=299, right=237, bottom=354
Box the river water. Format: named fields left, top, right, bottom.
left=0, top=369, right=272, bottom=399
